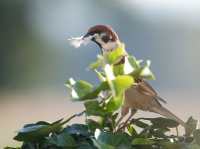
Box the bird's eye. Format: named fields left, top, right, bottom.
left=101, top=34, right=110, bottom=43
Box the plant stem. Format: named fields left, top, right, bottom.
left=60, top=110, right=86, bottom=126
left=176, top=126, right=179, bottom=137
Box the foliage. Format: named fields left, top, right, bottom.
left=6, top=43, right=199, bottom=149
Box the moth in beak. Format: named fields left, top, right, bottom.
left=68, top=34, right=96, bottom=48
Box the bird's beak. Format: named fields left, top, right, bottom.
left=68, top=33, right=94, bottom=48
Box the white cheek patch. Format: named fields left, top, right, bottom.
left=102, top=42, right=117, bottom=51
left=68, top=35, right=93, bottom=48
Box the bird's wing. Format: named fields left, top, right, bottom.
left=137, top=80, right=157, bottom=96
left=137, top=80, right=167, bottom=104
left=151, top=106, right=185, bottom=127
left=155, top=96, right=167, bottom=104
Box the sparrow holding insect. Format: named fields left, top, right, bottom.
left=68, top=25, right=185, bottom=127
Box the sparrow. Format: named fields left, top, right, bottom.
left=68, top=25, right=185, bottom=127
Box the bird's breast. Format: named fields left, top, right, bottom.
left=124, top=85, right=159, bottom=111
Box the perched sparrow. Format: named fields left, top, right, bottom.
left=69, top=25, right=185, bottom=127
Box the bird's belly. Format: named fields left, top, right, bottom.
left=124, top=86, right=155, bottom=111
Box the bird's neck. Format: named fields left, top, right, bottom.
left=102, top=40, right=121, bottom=52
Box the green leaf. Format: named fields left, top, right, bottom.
left=94, top=69, right=106, bottom=81
left=127, top=55, right=141, bottom=70
left=21, top=142, right=36, bottom=149
left=64, top=124, right=91, bottom=137
left=133, top=119, right=149, bottom=128
left=104, top=64, right=116, bottom=96
left=105, top=75, right=134, bottom=112
left=132, top=138, right=155, bottom=145
left=127, top=124, right=138, bottom=137
left=104, top=43, right=126, bottom=64
left=112, top=75, right=134, bottom=95
left=185, top=117, right=198, bottom=136
left=150, top=128, right=169, bottom=138
left=86, top=119, right=101, bottom=132
left=66, top=78, right=109, bottom=101
left=139, top=60, right=155, bottom=80
left=141, top=117, right=179, bottom=128
left=14, top=119, right=63, bottom=142
left=66, top=78, right=93, bottom=100
left=105, top=95, right=124, bottom=112
left=48, top=132, right=76, bottom=147
left=84, top=100, right=107, bottom=116
left=94, top=129, right=132, bottom=149
left=89, top=55, right=104, bottom=70
left=80, top=81, right=109, bottom=100
left=129, top=59, right=155, bottom=80
left=113, top=63, right=124, bottom=76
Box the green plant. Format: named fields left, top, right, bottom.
left=6, top=43, right=200, bottom=149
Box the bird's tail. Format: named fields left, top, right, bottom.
left=151, top=106, right=185, bottom=127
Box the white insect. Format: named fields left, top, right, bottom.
left=68, top=35, right=94, bottom=48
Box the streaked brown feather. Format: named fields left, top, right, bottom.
left=136, top=79, right=157, bottom=96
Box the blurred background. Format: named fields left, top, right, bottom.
left=0, top=0, right=200, bottom=147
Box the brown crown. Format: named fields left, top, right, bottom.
left=86, top=25, right=119, bottom=41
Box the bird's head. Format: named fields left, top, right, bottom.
left=69, top=25, right=120, bottom=52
